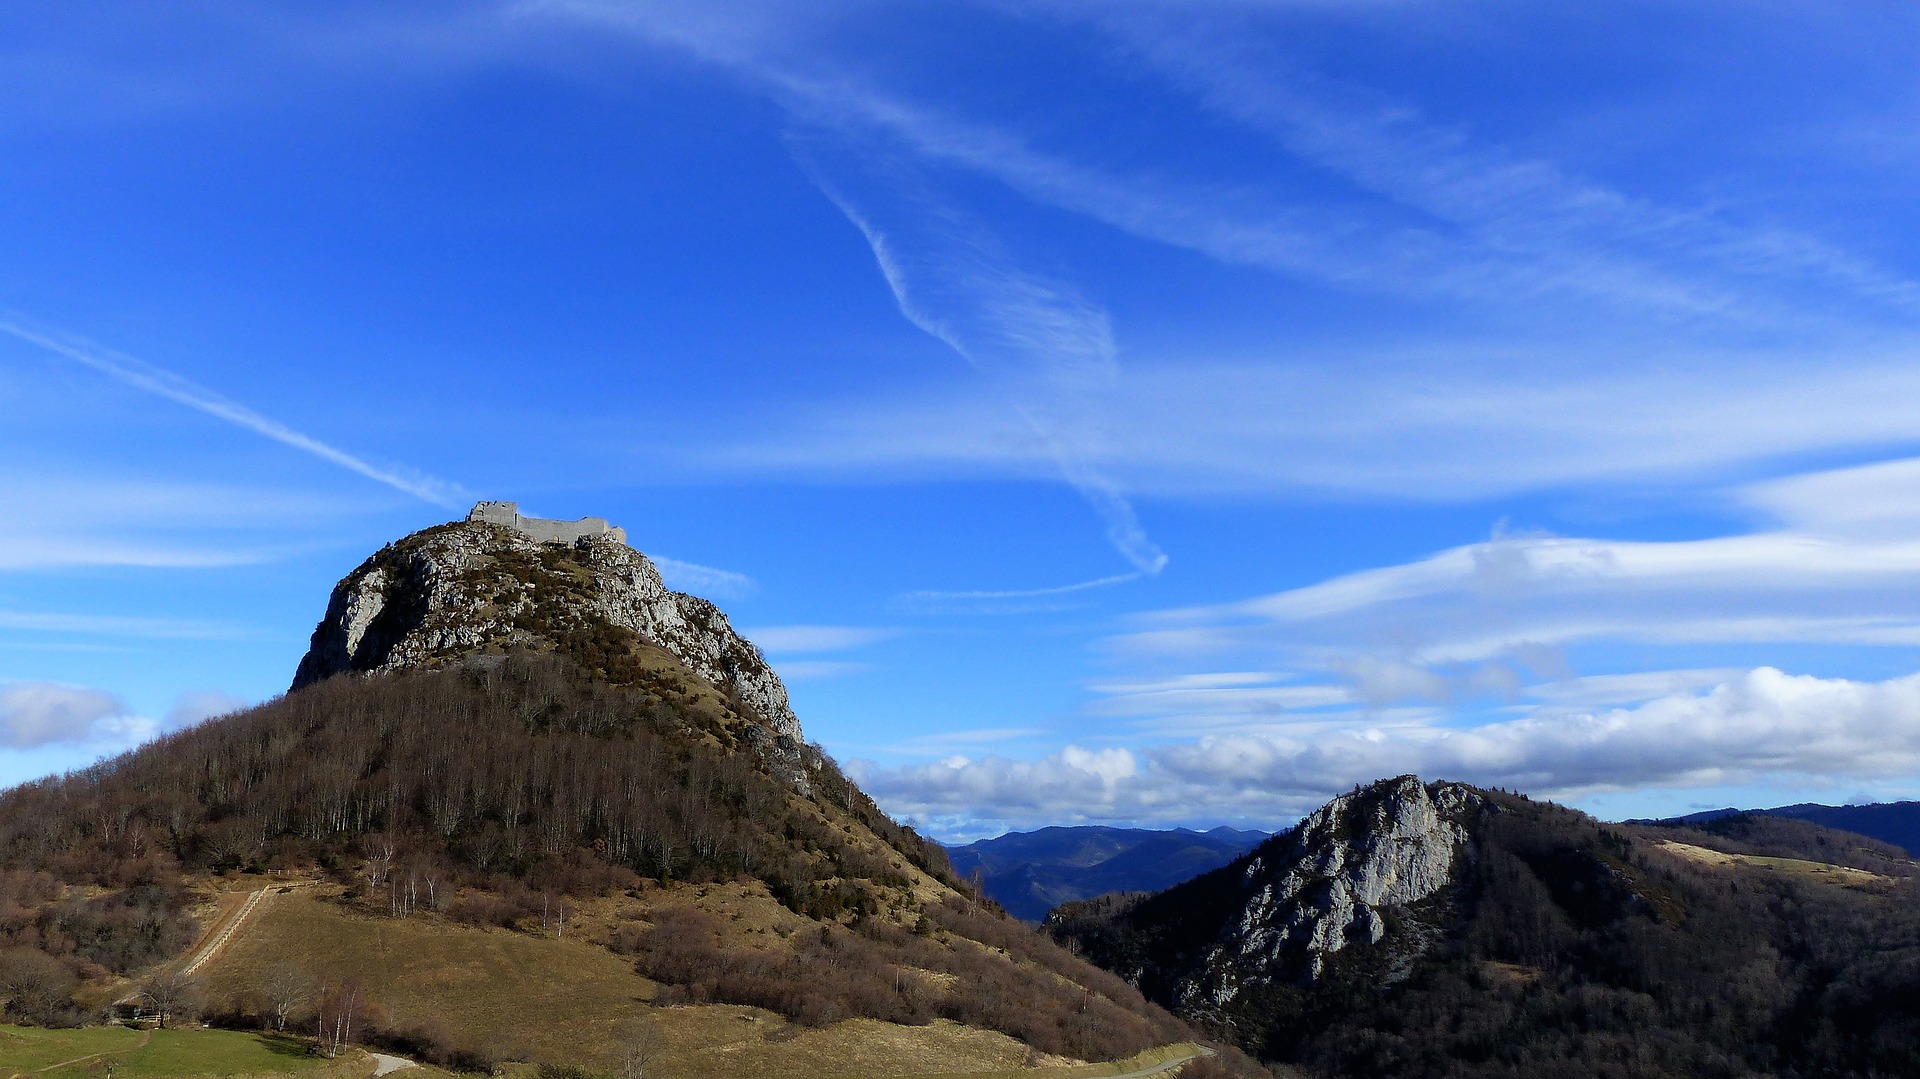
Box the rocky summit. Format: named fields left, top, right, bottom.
left=292, top=502, right=806, bottom=777
left=1190, top=775, right=1478, bottom=997
left=1047, top=775, right=1483, bottom=1019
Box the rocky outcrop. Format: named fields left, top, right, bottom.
left=1048, top=776, right=1484, bottom=1017
left=1175, top=777, right=1479, bottom=1004
left=291, top=514, right=805, bottom=773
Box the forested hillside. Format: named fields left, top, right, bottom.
left=1053, top=781, right=1920, bottom=1079
left=0, top=654, right=1224, bottom=1070
left=1658, top=801, right=1920, bottom=859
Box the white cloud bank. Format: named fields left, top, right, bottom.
left=0, top=682, right=127, bottom=748
left=0, top=682, right=247, bottom=752
left=1108, top=455, right=1920, bottom=689
left=855, top=666, right=1920, bottom=834
left=858, top=456, right=1920, bottom=832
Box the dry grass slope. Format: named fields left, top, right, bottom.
left=1655, top=840, right=1893, bottom=888
left=202, top=887, right=1184, bottom=1078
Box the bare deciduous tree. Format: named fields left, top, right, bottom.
left=0, top=947, right=76, bottom=1025
left=138, top=971, right=201, bottom=1029
left=263, top=962, right=308, bottom=1033
left=616, top=1015, right=660, bottom=1079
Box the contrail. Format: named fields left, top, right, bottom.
left=1, top=318, right=461, bottom=508
left=798, top=144, right=1169, bottom=577
left=899, top=571, right=1143, bottom=604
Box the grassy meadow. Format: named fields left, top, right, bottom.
left=0, top=1024, right=384, bottom=1079
left=201, top=886, right=1193, bottom=1078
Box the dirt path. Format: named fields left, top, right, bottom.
left=1104, top=1045, right=1214, bottom=1079
left=368, top=1052, right=417, bottom=1076
left=23, top=1027, right=153, bottom=1075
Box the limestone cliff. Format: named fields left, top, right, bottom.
left=1175, top=776, right=1478, bottom=1004
left=1048, top=776, right=1483, bottom=1014
left=291, top=510, right=806, bottom=778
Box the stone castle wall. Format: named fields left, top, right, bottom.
left=467, top=501, right=628, bottom=546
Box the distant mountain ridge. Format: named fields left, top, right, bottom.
left=1648, top=800, right=1920, bottom=855
left=945, top=825, right=1269, bottom=921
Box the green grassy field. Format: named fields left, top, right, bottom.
left=1, top=1026, right=145, bottom=1074
left=3, top=1024, right=1209, bottom=1079
left=0, top=1024, right=361, bottom=1079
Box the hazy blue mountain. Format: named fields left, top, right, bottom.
left=945, top=825, right=1269, bottom=921
left=1652, top=800, right=1920, bottom=855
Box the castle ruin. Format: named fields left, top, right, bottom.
left=467, top=501, right=628, bottom=546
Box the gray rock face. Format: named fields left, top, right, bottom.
left=291, top=516, right=803, bottom=751
left=1178, top=776, right=1480, bottom=1005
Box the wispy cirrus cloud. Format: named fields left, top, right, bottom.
left=574, top=1, right=1920, bottom=327
left=742, top=624, right=896, bottom=653
left=541, top=0, right=1172, bottom=581
left=0, top=474, right=356, bottom=570
left=892, top=571, right=1148, bottom=615
left=543, top=2, right=1920, bottom=529
left=794, top=135, right=1169, bottom=577
left=700, top=346, right=1920, bottom=501
left=651, top=555, right=757, bottom=601
left=1083, top=12, right=1920, bottom=322
left=0, top=610, right=244, bottom=639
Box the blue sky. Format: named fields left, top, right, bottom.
left=6, top=1, right=1920, bottom=840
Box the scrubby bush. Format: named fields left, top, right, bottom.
left=625, top=899, right=1184, bottom=1061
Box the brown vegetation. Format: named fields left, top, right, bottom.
left=0, top=655, right=1199, bottom=1072
left=0, top=656, right=948, bottom=917
left=620, top=895, right=1184, bottom=1062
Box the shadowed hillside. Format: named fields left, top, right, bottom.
left=1655, top=801, right=1920, bottom=859
left=1051, top=777, right=1920, bottom=1079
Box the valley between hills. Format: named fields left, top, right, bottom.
left=4, top=508, right=1918, bottom=1079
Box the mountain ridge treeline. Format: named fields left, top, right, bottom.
left=0, top=656, right=946, bottom=909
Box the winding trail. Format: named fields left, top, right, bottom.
left=1104, top=1045, right=1215, bottom=1079
left=21, top=1027, right=153, bottom=1075
left=368, top=1052, right=418, bottom=1076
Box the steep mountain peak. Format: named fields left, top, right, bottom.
left=291, top=502, right=801, bottom=762
left=1198, top=775, right=1480, bottom=993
